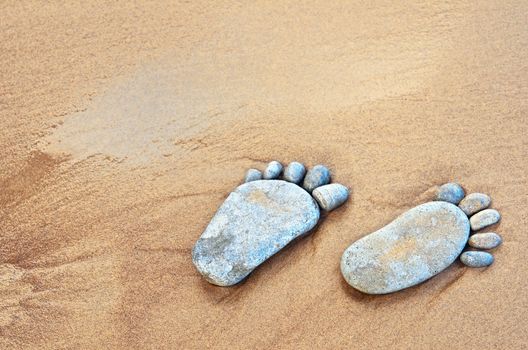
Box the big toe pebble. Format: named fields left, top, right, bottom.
left=470, top=209, right=501, bottom=231
left=468, top=232, right=502, bottom=249
left=303, top=165, right=330, bottom=193
left=436, top=183, right=465, bottom=204
left=312, top=184, right=349, bottom=211
left=460, top=251, right=494, bottom=267
left=458, top=193, right=491, bottom=216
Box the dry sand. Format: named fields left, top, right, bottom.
left=1, top=1, right=527, bottom=349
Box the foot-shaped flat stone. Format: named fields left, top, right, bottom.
left=193, top=161, right=349, bottom=286
left=341, top=182, right=502, bottom=294
left=341, top=201, right=469, bottom=294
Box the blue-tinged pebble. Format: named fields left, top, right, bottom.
left=244, top=169, right=262, bottom=183
left=436, top=183, right=465, bottom=204
left=303, top=165, right=330, bottom=193
left=283, top=162, right=306, bottom=184
left=460, top=251, right=494, bottom=267
left=263, top=161, right=283, bottom=179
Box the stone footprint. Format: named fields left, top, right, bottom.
left=341, top=183, right=502, bottom=294
left=193, top=161, right=349, bottom=286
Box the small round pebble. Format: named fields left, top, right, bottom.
left=303, top=165, right=330, bottom=193
left=312, top=183, right=349, bottom=211
left=470, top=209, right=501, bottom=231
left=468, top=232, right=502, bottom=250
left=263, top=161, right=283, bottom=179
left=458, top=193, right=491, bottom=216
left=283, top=162, right=306, bottom=184
left=244, top=169, right=262, bottom=183
left=460, top=251, right=494, bottom=267
left=435, top=183, right=465, bottom=204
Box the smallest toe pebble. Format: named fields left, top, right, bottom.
left=458, top=193, right=491, bottom=216
left=303, top=165, right=331, bottom=193
left=468, top=232, right=502, bottom=250
left=436, top=183, right=465, bottom=204
left=263, top=161, right=283, bottom=179
left=460, top=251, right=494, bottom=267
left=312, top=184, right=349, bottom=211
left=244, top=169, right=262, bottom=183
left=284, top=162, right=306, bottom=184
left=470, top=209, right=501, bottom=231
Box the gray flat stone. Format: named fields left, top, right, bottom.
left=470, top=209, right=501, bottom=231
left=303, top=165, right=330, bottom=193
left=460, top=251, right=494, bottom=267
left=193, top=180, right=320, bottom=286
left=341, top=201, right=470, bottom=294
left=458, top=193, right=491, bottom=216
left=312, top=184, right=349, bottom=211
left=436, top=183, right=465, bottom=204
left=468, top=232, right=502, bottom=249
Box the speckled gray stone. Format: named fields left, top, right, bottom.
left=303, top=165, right=330, bottom=193
left=458, top=193, right=491, bottom=216
left=283, top=162, right=306, bottom=184
left=244, top=169, right=262, bottom=183
left=460, top=251, right=494, bottom=267
left=312, top=184, right=349, bottom=211
left=341, top=201, right=470, bottom=294
left=192, top=180, right=320, bottom=286
left=470, top=209, right=501, bottom=231
left=436, top=183, right=465, bottom=204
left=263, top=161, right=283, bottom=179
left=468, top=232, right=502, bottom=249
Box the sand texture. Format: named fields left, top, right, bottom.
left=1, top=1, right=527, bottom=349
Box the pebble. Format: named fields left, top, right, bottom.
left=468, top=232, right=502, bottom=249
left=244, top=169, right=262, bottom=183
left=312, top=184, right=349, bottom=211
left=470, top=209, right=501, bottom=231
left=460, top=251, right=494, bottom=267
left=283, top=161, right=306, bottom=184
left=303, top=165, right=331, bottom=193
left=263, top=161, right=283, bottom=179
left=458, top=193, right=491, bottom=216
left=436, top=182, right=465, bottom=204
left=192, top=180, right=320, bottom=286
left=341, top=201, right=470, bottom=294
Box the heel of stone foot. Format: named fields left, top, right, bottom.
left=435, top=183, right=502, bottom=268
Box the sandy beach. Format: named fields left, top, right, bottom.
left=1, top=1, right=527, bottom=348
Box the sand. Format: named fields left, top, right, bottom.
left=1, top=1, right=527, bottom=349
